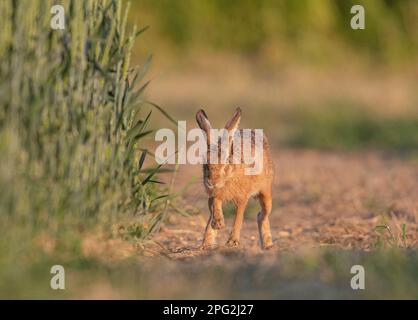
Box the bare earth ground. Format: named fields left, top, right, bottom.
left=145, top=149, right=418, bottom=259
left=71, top=148, right=418, bottom=299
left=73, top=61, right=418, bottom=298
left=139, top=60, right=418, bottom=259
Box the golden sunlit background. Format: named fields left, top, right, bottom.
left=131, top=0, right=418, bottom=151
left=1, top=0, right=417, bottom=299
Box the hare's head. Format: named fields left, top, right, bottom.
left=196, top=108, right=241, bottom=185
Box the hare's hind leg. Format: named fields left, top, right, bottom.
left=226, top=198, right=248, bottom=247
left=202, top=198, right=218, bottom=249
left=257, top=190, right=274, bottom=250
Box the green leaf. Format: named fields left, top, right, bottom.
left=147, top=179, right=165, bottom=184
left=126, top=111, right=151, bottom=142
left=145, top=101, right=177, bottom=125
left=138, top=151, right=147, bottom=170
left=141, top=164, right=163, bottom=185
left=134, top=54, right=152, bottom=84
left=151, top=194, right=169, bottom=202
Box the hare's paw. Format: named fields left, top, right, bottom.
left=226, top=238, right=240, bottom=248
left=201, top=243, right=216, bottom=250
left=262, top=242, right=275, bottom=250
left=211, top=216, right=225, bottom=230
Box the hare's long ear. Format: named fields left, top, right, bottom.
left=225, top=107, right=241, bottom=132
left=222, top=107, right=242, bottom=162
left=196, top=109, right=212, bottom=142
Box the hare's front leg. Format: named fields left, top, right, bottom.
left=226, top=198, right=248, bottom=247
left=202, top=198, right=218, bottom=249
left=257, top=190, right=274, bottom=250
left=210, top=197, right=225, bottom=229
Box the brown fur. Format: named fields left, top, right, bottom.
left=196, top=108, right=275, bottom=249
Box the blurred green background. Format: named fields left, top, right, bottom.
left=132, top=0, right=418, bottom=64
left=129, top=0, right=418, bottom=152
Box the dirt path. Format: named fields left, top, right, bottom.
left=146, top=149, right=418, bottom=259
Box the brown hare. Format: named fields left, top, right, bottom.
left=196, top=107, right=275, bottom=250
